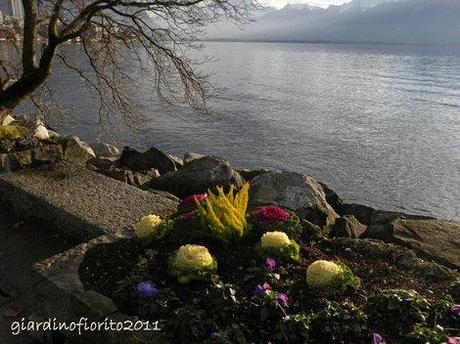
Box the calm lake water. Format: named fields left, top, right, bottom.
left=15, top=42, right=460, bottom=219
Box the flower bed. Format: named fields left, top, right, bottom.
left=79, top=185, right=460, bottom=344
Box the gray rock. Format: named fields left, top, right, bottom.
left=330, top=215, right=367, bottom=239
left=87, top=156, right=118, bottom=170
left=2, top=150, right=33, bottom=171
left=183, top=152, right=206, bottom=165
left=32, top=143, right=64, bottom=162
left=301, top=219, right=323, bottom=239
left=237, top=168, right=270, bottom=182
left=149, top=156, right=244, bottom=198
left=168, top=154, right=184, bottom=169
left=318, top=181, right=343, bottom=213
left=118, top=146, right=179, bottom=174
left=90, top=141, right=120, bottom=158
left=99, top=166, right=159, bottom=188
left=363, top=219, right=460, bottom=270
left=63, top=136, right=96, bottom=167
left=249, top=171, right=338, bottom=227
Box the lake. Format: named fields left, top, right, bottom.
left=16, top=42, right=460, bottom=219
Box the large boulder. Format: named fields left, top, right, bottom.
left=249, top=171, right=338, bottom=227
left=118, top=146, right=180, bottom=174
left=183, top=152, right=206, bottom=165
left=32, top=143, right=63, bottom=162
left=63, top=136, right=96, bottom=167
left=149, top=156, right=244, bottom=198
left=90, top=141, right=120, bottom=158
left=330, top=215, right=367, bottom=239
left=363, top=219, right=460, bottom=270
left=237, top=168, right=270, bottom=182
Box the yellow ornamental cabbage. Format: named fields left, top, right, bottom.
left=261, top=231, right=291, bottom=248
left=135, top=214, right=162, bottom=238
left=196, top=183, right=250, bottom=245
left=306, top=260, right=343, bottom=289
left=169, top=244, right=217, bottom=284
left=174, top=244, right=214, bottom=270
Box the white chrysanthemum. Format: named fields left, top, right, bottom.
left=135, top=214, right=162, bottom=238
left=174, top=244, right=214, bottom=270
left=306, top=260, right=343, bottom=289
left=260, top=231, right=291, bottom=248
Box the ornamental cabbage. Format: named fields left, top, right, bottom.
left=259, top=231, right=300, bottom=261
left=168, top=244, right=217, bottom=284
left=196, top=183, right=250, bottom=245
left=306, top=260, right=360, bottom=294
left=135, top=214, right=162, bottom=238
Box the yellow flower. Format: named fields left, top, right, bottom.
left=306, top=260, right=343, bottom=289
left=0, top=125, right=28, bottom=141
left=260, top=231, right=291, bottom=248
left=135, top=214, right=162, bottom=238
left=174, top=244, right=214, bottom=270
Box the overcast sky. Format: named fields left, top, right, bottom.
left=266, top=0, right=351, bottom=9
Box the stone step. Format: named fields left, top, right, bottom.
left=0, top=161, right=178, bottom=241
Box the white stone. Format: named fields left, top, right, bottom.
left=2, top=115, right=15, bottom=126
left=34, top=125, right=50, bottom=140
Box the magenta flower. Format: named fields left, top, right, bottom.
left=209, top=332, right=219, bottom=340
left=255, top=282, right=271, bottom=296
left=178, top=194, right=207, bottom=211
left=446, top=338, right=459, bottom=344
left=373, top=333, right=383, bottom=344
left=265, top=258, right=276, bottom=271
left=277, top=293, right=289, bottom=307
left=452, top=304, right=460, bottom=317
left=136, top=281, right=158, bottom=298
left=254, top=206, right=290, bottom=223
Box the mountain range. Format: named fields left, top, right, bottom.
left=207, top=0, right=460, bottom=44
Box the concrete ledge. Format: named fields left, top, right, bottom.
left=0, top=161, right=178, bottom=241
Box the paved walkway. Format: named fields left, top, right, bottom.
left=0, top=205, right=78, bottom=344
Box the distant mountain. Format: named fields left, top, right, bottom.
left=206, top=0, right=460, bottom=45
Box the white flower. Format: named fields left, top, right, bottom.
left=261, top=231, right=291, bottom=248
left=135, top=214, right=162, bottom=238
left=174, top=244, right=214, bottom=270
left=306, top=260, right=342, bottom=289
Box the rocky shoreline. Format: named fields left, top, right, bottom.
left=1, top=115, right=459, bottom=271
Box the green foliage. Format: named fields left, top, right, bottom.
left=368, top=289, right=431, bottom=333
left=308, top=301, right=368, bottom=342
left=404, top=325, right=447, bottom=344
left=0, top=125, right=28, bottom=141
left=142, top=219, right=176, bottom=244
left=196, top=184, right=250, bottom=245
left=274, top=314, right=311, bottom=343
left=329, top=262, right=362, bottom=295
left=258, top=240, right=300, bottom=261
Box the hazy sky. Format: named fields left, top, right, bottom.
left=266, top=0, right=351, bottom=9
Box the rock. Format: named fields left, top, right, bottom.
left=63, top=136, right=96, bottom=167
left=249, top=171, right=338, bottom=227
left=301, top=219, right=323, bottom=239
left=2, top=115, right=15, bottom=126
left=88, top=156, right=118, bottom=170
left=237, top=168, right=270, bottom=182
left=168, top=154, right=184, bottom=169
left=32, top=143, right=63, bottom=162
left=363, top=219, right=460, bottom=270
left=318, top=181, right=343, bottom=213
left=183, top=152, right=206, bottom=165
left=34, top=125, right=49, bottom=140
left=330, top=215, right=367, bottom=239
left=118, top=146, right=179, bottom=174
left=149, top=156, right=244, bottom=198
left=90, top=141, right=120, bottom=158
left=2, top=150, right=33, bottom=170
left=99, top=166, right=159, bottom=188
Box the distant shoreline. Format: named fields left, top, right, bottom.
left=202, top=38, right=460, bottom=47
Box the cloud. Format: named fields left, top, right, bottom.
left=264, top=0, right=351, bottom=9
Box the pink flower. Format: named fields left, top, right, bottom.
left=178, top=194, right=207, bottom=211
left=255, top=282, right=271, bottom=296
left=446, top=337, right=459, bottom=344
left=277, top=293, right=289, bottom=307
left=265, top=258, right=276, bottom=271
left=452, top=304, right=460, bottom=317
left=254, top=206, right=290, bottom=223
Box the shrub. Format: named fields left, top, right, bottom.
left=196, top=183, right=250, bottom=245
left=306, top=260, right=361, bottom=295
left=135, top=214, right=162, bottom=238
left=367, top=289, right=430, bottom=333
left=308, top=301, right=368, bottom=342
left=259, top=231, right=300, bottom=261
left=405, top=325, right=447, bottom=344
left=250, top=206, right=302, bottom=237
left=450, top=280, right=460, bottom=303
left=0, top=125, right=28, bottom=141
left=274, top=313, right=311, bottom=342
left=168, top=244, right=217, bottom=284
